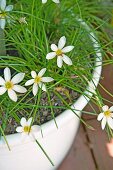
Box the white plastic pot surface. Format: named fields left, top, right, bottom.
left=0, top=20, right=102, bottom=170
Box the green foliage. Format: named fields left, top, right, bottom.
left=0, top=0, right=113, bottom=137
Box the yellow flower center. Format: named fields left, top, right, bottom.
left=56, top=49, right=63, bottom=56
left=104, top=110, right=111, bottom=117
left=24, top=126, right=31, bottom=133
left=5, top=81, right=14, bottom=90
left=34, top=76, right=41, bottom=84
left=0, top=12, right=7, bottom=19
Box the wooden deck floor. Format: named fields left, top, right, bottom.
left=58, top=64, right=113, bottom=170
left=58, top=118, right=113, bottom=170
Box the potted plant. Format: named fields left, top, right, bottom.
left=0, top=0, right=112, bottom=170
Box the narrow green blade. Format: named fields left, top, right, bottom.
left=0, top=28, right=6, bottom=56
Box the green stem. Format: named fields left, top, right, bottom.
left=0, top=28, right=6, bottom=56
left=35, top=139, right=54, bottom=166
left=0, top=126, right=11, bottom=151
left=47, top=89, right=58, bottom=129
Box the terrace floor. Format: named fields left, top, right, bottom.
left=58, top=64, right=113, bottom=170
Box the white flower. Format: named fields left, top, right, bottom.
left=46, top=36, right=74, bottom=68
left=97, top=105, right=113, bottom=130
left=0, top=67, right=27, bottom=102
left=0, top=0, right=13, bottom=29
left=42, top=0, right=60, bottom=4
left=25, top=68, right=54, bottom=96
left=19, top=17, right=27, bottom=25
left=16, top=117, right=40, bottom=141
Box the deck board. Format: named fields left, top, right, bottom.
left=58, top=125, right=96, bottom=170
left=58, top=119, right=113, bottom=170
left=86, top=119, right=113, bottom=170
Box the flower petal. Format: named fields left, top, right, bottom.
left=107, top=117, right=113, bottom=130
left=39, top=82, right=46, bottom=92
left=101, top=117, right=106, bottom=130
left=51, top=44, right=58, bottom=51
left=97, top=113, right=104, bottom=121
left=41, top=77, right=54, bottom=82
left=46, top=52, right=56, bottom=60
left=109, top=106, right=113, bottom=112
left=21, top=133, right=28, bottom=141
left=0, top=77, right=5, bottom=85
left=4, top=67, right=11, bottom=81
left=29, top=132, right=36, bottom=141
left=42, top=0, right=47, bottom=3
left=32, top=125, right=40, bottom=132
left=62, top=54, right=72, bottom=65
left=8, top=89, right=17, bottom=102
left=20, top=117, right=27, bottom=127
left=0, top=18, right=6, bottom=30
left=31, top=71, right=37, bottom=78
left=52, top=0, right=60, bottom=3
left=25, top=79, right=34, bottom=86
left=58, top=36, right=66, bottom=49
left=33, top=83, right=38, bottom=96
left=13, top=85, right=27, bottom=93
left=16, top=126, right=23, bottom=133
left=0, top=0, right=6, bottom=10
left=27, top=117, right=33, bottom=126
left=102, top=105, right=109, bottom=112
left=38, top=68, right=46, bottom=77
left=0, top=86, right=7, bottom=95
left=11, top=73, right=25, bottom=84
left=57, top=56, right=63, bottom=68
left=62, top=46, right=74, bottom=53
left=5, top=5, right=13, bottom=11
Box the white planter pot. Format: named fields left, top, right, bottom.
left=0, top=20, right=102, bottom=170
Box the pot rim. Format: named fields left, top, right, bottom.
left=0, top=19, right=102, bottom=146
